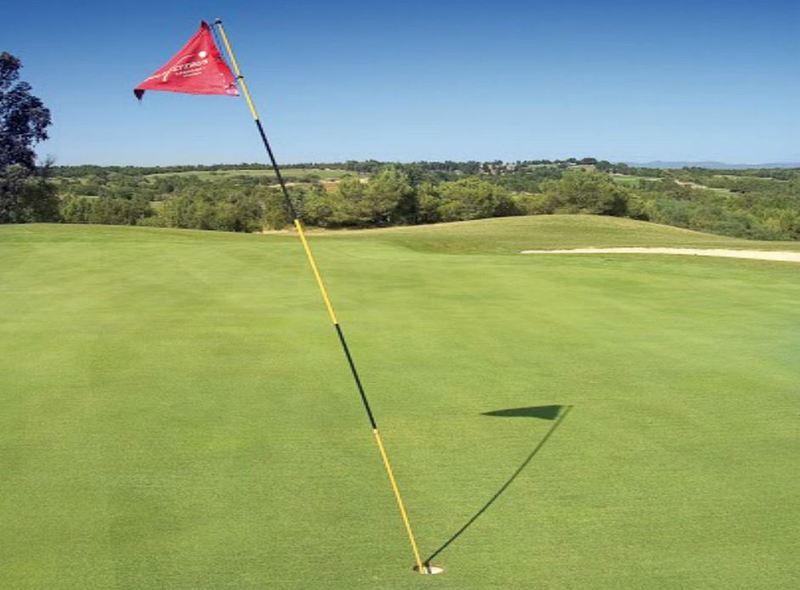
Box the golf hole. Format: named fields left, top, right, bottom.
left=414, top=564, right=444, bottom=575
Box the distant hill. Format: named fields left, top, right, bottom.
left=629, top=161, right=800, bottom=170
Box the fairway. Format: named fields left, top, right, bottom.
left=1, top=216, right=798, bottom=589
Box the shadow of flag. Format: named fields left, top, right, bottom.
left=482, top=404, right=564, bottom=420
left=425, top=403, right=573, bottom=565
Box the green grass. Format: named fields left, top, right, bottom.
left=321, top=215, right=800, bottom=255
left=1, top=217, right=798, bottom=589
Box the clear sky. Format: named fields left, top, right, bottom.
left=5, top=0, right=799, bottom=165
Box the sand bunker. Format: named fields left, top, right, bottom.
left=520, top=247, right=800, bottom=264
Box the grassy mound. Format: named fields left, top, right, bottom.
left=315, top=214, right=800, bottom=255
left=1, top=219, right=798, bottom=588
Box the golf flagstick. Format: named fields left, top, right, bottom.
left=213, top=19, right=437, bottom=575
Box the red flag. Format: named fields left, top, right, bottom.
left=134, top=21, right=239, bottom=99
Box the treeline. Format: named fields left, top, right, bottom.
left=56, top=167, right=635, bottom=231
left=336, top=157, right=606, bottom=175
left=59, top=179, right=271, bottom=233
left=628, top=173, right=800, bottom=239
left=52, top=162, right=301, bottom=178
left=51, top=157, right=609, bottom=179
left=55, top=169, right=326, bottom=200
left=41, top=160, right=800, bottom=241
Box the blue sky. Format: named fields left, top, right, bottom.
left=5, top=1, right=799, bottom=165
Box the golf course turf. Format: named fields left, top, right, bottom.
left=1, top=216, right=798, bottom=588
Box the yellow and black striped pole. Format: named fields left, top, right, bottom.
left=214, top=19, right=432, bottom=575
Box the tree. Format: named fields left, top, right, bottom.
left=1, top=53, right=50, bottom=170
left=1, top=52, right=54, bottom=223
left=330, top=174, right=368, bottom=225
left=436, top=178, right=517, bottom=222
left=1, top=163, right=59, bottom=222
left=541, top=170, right=629, bottom=216
left=299, top=185, right=334, bottom=227
left=364, top=166, right=415, bottom=225
left=328, top=168, right=415, bottom=226
left=262, top=187, right=292, bottom=230
left=416, top=182, right=442, bottom=224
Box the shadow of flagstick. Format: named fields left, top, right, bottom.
left=425, top=404, right=573, bottom=565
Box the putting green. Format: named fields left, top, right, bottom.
left=1, top=216, right=798, bottom=588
